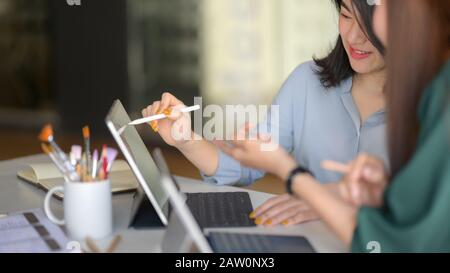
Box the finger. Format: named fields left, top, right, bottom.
left=266, top=202, right=311, bottom=226
left=239, top=122, right=253, bottom=133
left=348, top=156, right=386, bottom=206
left=264, top=206, right=302, bottom=227
left=284, top=210, right=319, bottom=226
left=160, top=92, right=172, bottom=111
left=142, top=108, right=148, bottom=118
left=222, top=131, right=244, bottom=149
left=360, top=184, right=375, bottom=207
left=361, top=162, right=387, bottom=207
left=214, top=140, right=246, bottom=162
left=371, top=187, right=385, bottom=207
left=243, top=123, right=257, bottom=140
left=227, top=127, right=260, bottom=149
left=235, top=123, right=249, bottom=141
left=145, top=105, right=152, bottom=117
left=144, top=105, right=153, bottom=118
left=245, top=122, right=255, bottom=131
left=150, top=101, right=161, bottom=116
left=213, top=140, right=235, bottom=158
left=160, top=92, right=183, bottom=111
left=250, top=194, right=291, bottom=218
left=144, top=106, right=158, bottom=132
left=343, top=161, right=360, bottom=206
left=321, top=160, right=350, bottom=174
left=351, top=154, right=369, bottom=180
left=349, top=154, right=369, bottom=201
left=165, top=104, right=185, bottom=121
left=256, top=199, right=303, bottom=225
left=339, top=179, right=353, bottom=204
left=257, top=133, right=272, bottom=143
left=362, top=162, right=386, bottom=184
left=150, top=101, right=161, bottom=129
left=345, top=159, right=360, bottom=205
left=228, top=124, right=246, bottom=143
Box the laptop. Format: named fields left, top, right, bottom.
left=160, top=170, right=317, bottom=253
left=105, top=100, right=255, bottom=228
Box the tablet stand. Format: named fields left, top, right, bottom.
left=129, top=194, right=165, bottom=228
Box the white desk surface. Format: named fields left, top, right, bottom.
left=0, top=154, right=346, bottom=253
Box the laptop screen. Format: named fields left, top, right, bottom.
left=105, top=100, right=169, bottom=223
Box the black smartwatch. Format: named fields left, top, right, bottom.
left=286, top=166, right=314, bottom=195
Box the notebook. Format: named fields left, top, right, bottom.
left=17, top=160, right=138, bottom=199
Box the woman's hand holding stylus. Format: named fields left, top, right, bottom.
left=142, top=92, right=193, bottom=148
left=143, top=92, right=220, bottom=177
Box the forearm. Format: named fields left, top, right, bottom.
left=177, top=135, right=219, bottom=176
left=292, top=174, right=358, bottom=246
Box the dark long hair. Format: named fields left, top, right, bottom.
left=314, top=0, right=385, bottom=88
left=386, top=0, right=450, bottom=176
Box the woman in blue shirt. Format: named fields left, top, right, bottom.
left=143, top=0, right=388, bottom=227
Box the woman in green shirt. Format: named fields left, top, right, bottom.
left=215, top=0, right=450, bottom=252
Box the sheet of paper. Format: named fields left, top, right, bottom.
left=0, top=208, right=76, bottom=253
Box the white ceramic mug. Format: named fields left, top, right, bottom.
left=44, top=180, right=113, bottom=240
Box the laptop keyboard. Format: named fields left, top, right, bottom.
left=208, top=232, right=272, bottom=253
left=208, top=232, right=317, bottom=253
left=185, top=192, right=255, bottom=228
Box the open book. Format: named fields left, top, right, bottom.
left=17, top=160, right=138, bottom=199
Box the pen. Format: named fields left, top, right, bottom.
left=117, top=105, right=200, bottom=135
left=129, top=105, right=200, bottom=126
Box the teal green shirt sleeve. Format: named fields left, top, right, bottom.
left=351, top=60, right=450, bottom=253
left=352, top=160, right=450, bottom=252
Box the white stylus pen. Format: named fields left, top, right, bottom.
left=118, top=105, right=200, bottom=134
left=130, top=104, right=200, bottom=125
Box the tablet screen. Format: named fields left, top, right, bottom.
left=106, top=100, right=169, bottom=223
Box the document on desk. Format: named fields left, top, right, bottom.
left=0, top=208, right=74, bottom=253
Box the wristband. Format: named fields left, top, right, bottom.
left=286, top=166, right=314, bottom=195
